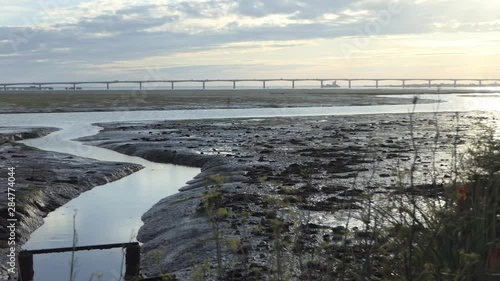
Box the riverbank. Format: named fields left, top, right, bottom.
left=0, top=88, right=483, bottom=113
left=80, top=110, right=499, bottom=280
left=0, top=128, right=143, bottom=280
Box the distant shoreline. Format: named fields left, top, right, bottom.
left=0, top=88, right=498, bottom=114
left=0, top=87, right=499, bottom=95
left=0, top=89, right=435, bottom=114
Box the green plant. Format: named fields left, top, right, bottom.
left=227, top=238, right=241, bottom=252
left=192, top=260, right=210, bottom=281
left=271, top=218, right=285, bottom=281
left=148, top=245, right=168, bottom=274
left=202, top=174, right=230, bottom=280
left=250, top=266, right=263, bottom=278
left=262, top=193, right=293, bottom=281
left=69, top=209, right=78, bottom=281
left=251, top=225, right=263, bottom=235
left=376, top=119, right=500, bottom=281
left=88, top=273, right=103, bottom=281
left=160, top=273, right=177, bottom=281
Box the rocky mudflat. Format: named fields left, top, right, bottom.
left=0, top=127, right=143, bottom=280
left=80, top=110, right=499, bottom=280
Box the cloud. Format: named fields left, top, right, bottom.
left=0, top=0, right=499, bottom=81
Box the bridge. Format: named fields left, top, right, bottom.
left=1, top=78, right=499, bottom=90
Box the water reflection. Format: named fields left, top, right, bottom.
left=33, top=250, right=124, bottom=281
left=23, top=163, right=199, bottom=280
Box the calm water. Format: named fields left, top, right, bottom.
left=14, top=123, right=200, bottom=280
left=0, top=93, right=499, bottom=280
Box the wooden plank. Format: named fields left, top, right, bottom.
left=23, top=242, right=139, bottom=255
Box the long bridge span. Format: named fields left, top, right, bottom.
left=1, top=78, right=499, bottom=90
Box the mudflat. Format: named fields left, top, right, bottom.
left=79, top=110, right=500, bottom=279
left=0, top=88, right=492, bottom=113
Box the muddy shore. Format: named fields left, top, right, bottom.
left=0, top=128, right=143, bottom=280
left=81, top=111, right=499, bottom=280
left=0, top=88, right=479, bottom=113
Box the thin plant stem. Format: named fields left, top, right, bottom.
left=69, top=210, right=78, bottom=281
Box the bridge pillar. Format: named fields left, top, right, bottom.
left=292, top=80, right=295, bottom=89
left=348, top=80, right=352, bottom=88
left=38, top=84, right=42, bottom=90
left=233, top=81, right=236, bottom=89
left=428, top=80, right=432, bottom=88
left=454, top=80, right=457, bottom=87
left=2, top=85, right=5, bottom=90
left=402, top=80, right=405, bottom=88
left=106, top=83, right=109, bottom=90
left=171, top=82, right=174, bottom=90
left=73, top=83, right=77, bottom=90
left=139, top=82, right=142, bottom=90
left=321, top=80, right=324, bottom=88
left=375, top=80, right=379, bottom=88
left=263, top=81, right=266, bottom=89
left=479, top=80, right=483, bottom=87
left=202, top=81, right=205, bottom=90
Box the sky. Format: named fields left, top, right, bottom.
left=0, top=0, right=499, bottom=83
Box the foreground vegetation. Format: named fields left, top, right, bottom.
left=190, top=117, right=500, bottom=281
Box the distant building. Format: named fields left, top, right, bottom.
left=321, top=80, right=340, bottom=88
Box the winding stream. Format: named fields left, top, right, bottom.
left=0, top=93, right=499, bottom=280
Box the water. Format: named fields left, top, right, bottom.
left=11, top=122, right=200, bottom=280
left=1, top=94, right=499, bottom=134
left=0, top=93, right=499, bottom=280
left=23, top=164, right=200, bottom=281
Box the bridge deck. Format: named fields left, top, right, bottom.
left=1, top=78, right=499, bottom=90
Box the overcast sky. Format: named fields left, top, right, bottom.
left=1, top=0, right=499, bottom=83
